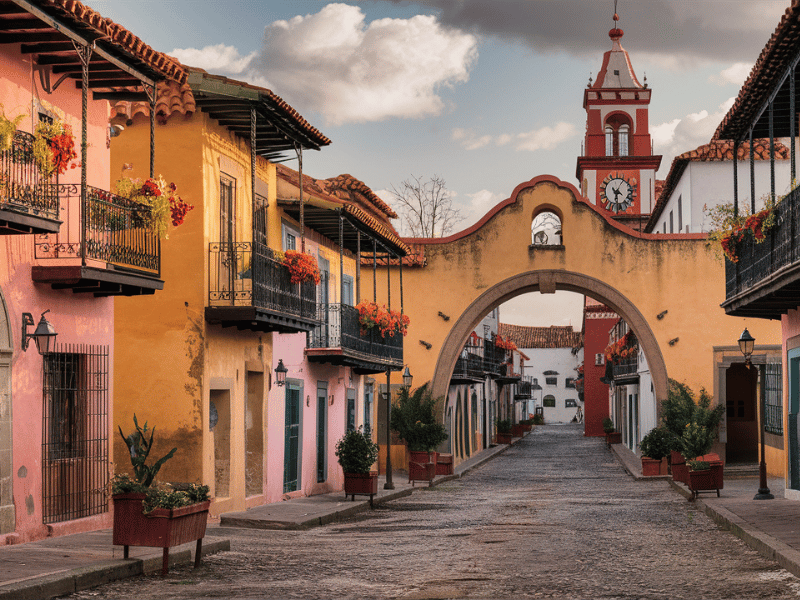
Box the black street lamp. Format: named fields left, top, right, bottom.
left=739, top=328, right=773, bottom=500
left=402, top=366, right=413, bottom=389
left=274, top=359, right=288, bottom=387
left=21, top=310, right=57, bottom=355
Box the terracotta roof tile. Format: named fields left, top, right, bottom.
left=646, top=138, right=790, bottom=231
left=112, top=80, right=195, bottom=124
left=44, top=0, right=186, bottom=84
left=324, top=174, right=398, bottom=219
left=498, top=324, right=582, bottom=350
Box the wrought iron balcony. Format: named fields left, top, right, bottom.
left=0, top=131, right=60, bottom=234
left=612, top=353, right=639, bottom=384
left=306, top=303, right=403, bottom=374
left=206, top=242, right=318, bottom=333
left=484, top=342, right=506, bottom=378
left=451, top=346, right=484, bottom=383
left=723, top=186, right=800, bottom=318
left=515, top=376, right=535, bottom=399
left=31, top=185, right=163, bottom=296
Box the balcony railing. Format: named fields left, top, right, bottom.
left=452, top=346, right=484, bottom=382
left=0, top=130, right=60, bottom=230
left=484, top=341, right=506, bottom=377
left=612, top=353, right=639, bottom=381
left=35, top=185, right=159, bottom=273
left=208, top=242, right=317, bottom=322
left=515, top=376, right=535, bottom=399
left=724, top=186, right=800, bottom=316
left=308, top=303, right=403, bottom=371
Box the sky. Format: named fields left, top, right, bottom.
left=92, top=0, right=790, bottom=328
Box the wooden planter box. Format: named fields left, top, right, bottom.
left=496, top=432, right=513, bottom=444
left=688, top=453, right=723, bottom=500
left=408, top=450, right=437, bottom=486
left=511, top=424, right=526, bottom=438
left=436, top=453, right=454, bottom=476
left=641, top=457, right=662, bottom=477
left=343, top=471, right=379, bottom=506
left=112, top=493, right=210, bottom=575
left=605, top=432, right=622, bottom=446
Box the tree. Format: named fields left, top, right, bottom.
left=389, top=174, right=463, bottom=238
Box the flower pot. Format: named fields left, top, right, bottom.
left=112, top=493, right=210, bottom=575
left=436, top=453, right=454, bottom=476
left=496, top=432, right=513, bottom=444
left=641, top=456, right=663, bottom=477
left=512, top=424, right=525, bottom=438
left=605, top=431, right=622, bottom=446
left=343, top=471, right=378, bottom=502
left=408, top=451, right=437, bottom=485
left=670, top=451, right=689, bottom=484
left=688, top=462, right=724, bottom=500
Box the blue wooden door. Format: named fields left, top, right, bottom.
left=283, top=382, right=301, bottom=493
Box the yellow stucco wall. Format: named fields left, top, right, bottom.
left=380, top=176, right=781, bottom=435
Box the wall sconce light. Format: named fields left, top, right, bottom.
left=306, top=395, right=310, bottom=407
left=738, top=328, right=755, bottom=368
left=657, top=310, right=668, bottom=320
left=668, top=337, right=679, bottom=346
left=438, top=311, right=450, bottom=321
left=274, top=359, right=288, bottom=387
left=22, top=310, right=57, bottom=355
left=402, top=366, right=413, bottom=389
left=419, top=340, right=432, bottom=350
left=329, top=394, right=334, bottom=406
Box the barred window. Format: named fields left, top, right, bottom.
left=545, top=377, right=557, bottom=386
left=764, top=362, right=783, bottom=435
left=42, top=345, right=109, bottom=524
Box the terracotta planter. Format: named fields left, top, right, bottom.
left=112, top=493, right=210, bottom=575
left=605, top=431, right=622, bottom=446
left=511, top=424, right=525, bottom=438
left=496, top=432, right=513, bottom=444
left=521, top=424, right=533, bottom=432
left=408, top=450, right=437, bottom=485
left=670, top=451, right=689, bottom=484
left=436, top=453, right=454, bottom=476
left=688, top=463, right=724, bottom=500
left=343, top=471, right=378, bottom=503
left=641, top=456, right=663, bottom=477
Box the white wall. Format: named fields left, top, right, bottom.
left=523, top=347, right=583, bottom=424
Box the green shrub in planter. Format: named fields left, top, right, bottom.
left=602, top=417, right=615, bottom=434
left=688, top=460, right=710, bottom=472
left=390, top=384, right=448, bottom=452
left=496, top=419, right=512, bottom=434
left=638, top=426, right=673, bottom=460
left=532, top=414, right=544, bottom=425
left=335, top=427, right=379, bottom=474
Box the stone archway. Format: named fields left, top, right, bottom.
left=430, top=270, right=667, bottom=418
left=0, top=287, right=14, bottom=534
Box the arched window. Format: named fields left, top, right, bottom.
left=531, top=211, right=562, bottom=245
left=543, top=395, right=556, bottom=408
left=604, top=114, right=632, bottom=157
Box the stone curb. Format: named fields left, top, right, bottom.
left=0, top=538, right=230, bottom=600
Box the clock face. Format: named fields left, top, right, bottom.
left=600, top=175, right=635, bottom=213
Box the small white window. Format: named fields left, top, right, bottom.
left=595, top=353, right=604, bottom=366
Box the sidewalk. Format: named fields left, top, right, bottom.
left=0, top=438, right=514, bottom=599
left=612, top=442, right=800, bottom=579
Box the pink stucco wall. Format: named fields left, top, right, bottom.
left=0, top=43, right=114, bottom=544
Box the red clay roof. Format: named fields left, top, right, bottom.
left=42, top=0, right=186, bottom=83
left=321, top=174, right=398, bottom=220
left=646, top=138, right=790, bottom=231
left=498, top=324, right=582, bottom=350
left=715, top=0, right=800, bottom=140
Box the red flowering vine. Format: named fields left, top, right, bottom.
left=283, top=250, right=320, bottom=285
left=33, top=119, right=79, bottom=177
left=356, top=300, right=410, bottom=338
left=494, top=335, right=518, bottom=352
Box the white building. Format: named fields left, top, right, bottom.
left=646, top=139, right=791, bottom=234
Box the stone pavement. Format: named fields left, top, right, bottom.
left=6, top=432, right=800, bottom=598
left=0, top=439, right=511, bottom=599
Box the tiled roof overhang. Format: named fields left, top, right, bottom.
left=0, top=0, right=186, bottom=101
left=715, top=0, right=800, bottom=141
left=187, top=68, right=330, bottom=160
left=278, top=197, right=409, bottom=257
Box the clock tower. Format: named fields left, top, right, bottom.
left=576, top=11, right=661, bottom=230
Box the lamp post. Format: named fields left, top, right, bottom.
left=402, top=366, right=413, bottom=389
left=384, top=369, right=394, bottom=490
left=739, top=328, right=773, bottom=500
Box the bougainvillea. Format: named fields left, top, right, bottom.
left=604, top=331, right=636, bottom=364
left=114, top=176, right=192, bottom=238
left=706, top=198, right=779, bottom=264
left=494, top=335, right=518, bottom=352
left=356, top=300, right=410, bottom=338
left=283, top=250, right=321, bottom=285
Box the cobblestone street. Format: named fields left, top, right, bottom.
left=64, top=425, right=800, bottom=599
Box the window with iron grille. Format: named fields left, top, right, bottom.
left=545, top=377, right=557, bottom=386
left=764, top=362, right=783, bottom=435
left=565, top=378, right=575, bottom=389
left=42, top=345, right=109, bottom=524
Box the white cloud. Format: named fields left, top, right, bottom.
left=460, top=189, right=505, bottom=228
left=515, top=122, right=578, bottom=152
left=653, top=98, right=736, bottom=175
left=709, top=62, right=752, bottom=87
left=452, top=122, right=577, bottom=152
left=233, top=4, right=479, bottom=125
left=170, top=44, right=255, bottom=74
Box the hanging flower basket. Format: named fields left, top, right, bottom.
left=356, top=300, right=410, bottom=337
left=495, top=335, right=517, bottom=352
left=0, top=107, right=23, bottom=153
left=33, top=118, right=79, bottom=177
left=604, top=331, right=636, bottom=364
left=114, top=176, right=193, bottom=238
left=283, top=250, right=320, bottom=284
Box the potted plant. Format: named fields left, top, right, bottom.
left=283, top=250, right=321, bottom=285
left=602, top=417, right=621, bottom=446
left=391, top=385, right=448, bottom=484
left=496, top=419, right=513, bottom=444
left=335, top=427, right=379, bottom=504
left=112, top=415, right=211, bottom=575
left=356, top=300, right=411, bottom=338
left=661, top=379, right=696, bottom=483
left=638, top=426, right=672, bottom=476
left=681, top=419, right=725, bottom=499
left=532, top=414, right=544, bottom=426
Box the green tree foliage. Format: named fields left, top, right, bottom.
left=390, top=384, right=448, bottom=452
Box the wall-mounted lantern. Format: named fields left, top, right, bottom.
left=22, top=310, right=57, bottom=355
left=274, top=359, right=288, bottom=387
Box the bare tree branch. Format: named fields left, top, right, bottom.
left=389, top=175, right=463, bottom=238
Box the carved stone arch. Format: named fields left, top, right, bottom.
left=430, top=270, right=667, bottom=422
left=0, top=285, right=12, bottom=534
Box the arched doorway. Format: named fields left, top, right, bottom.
left=0, top=287, right=13, bottom=534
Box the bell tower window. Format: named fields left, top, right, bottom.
left=604, top=114, right=632, bottom=157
